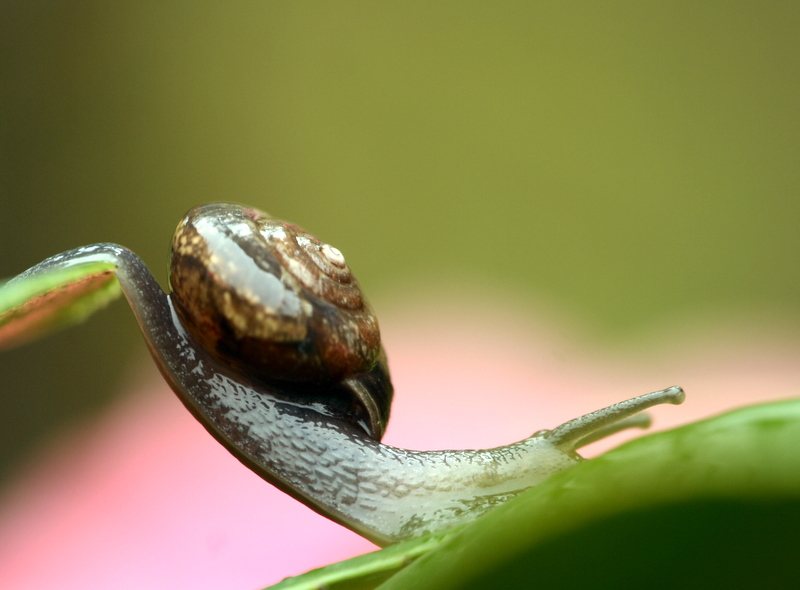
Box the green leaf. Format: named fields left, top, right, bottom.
left=376, top=398, right=800, bottom=589
left=263, top=530, right=457, bottom=590
left=0, top=261, right=121, bottom=349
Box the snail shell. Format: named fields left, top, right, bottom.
left=169, top=203, right=380, bottom=383
left=168, top=203, right=392, bottom=439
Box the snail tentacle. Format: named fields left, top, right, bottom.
left=547, top=386, right=686, bottom=451
left=572, top=412, right=652, bottom=449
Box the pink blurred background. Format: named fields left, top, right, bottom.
left=1, top=295, right=798, bottom=589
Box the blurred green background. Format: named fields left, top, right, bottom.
left=1, top=2, right=799, bottom=485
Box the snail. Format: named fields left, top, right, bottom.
left=1, top=203, right=685, bottom=546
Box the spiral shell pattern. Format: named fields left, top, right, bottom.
left=168, top=203, right=381, bottom=384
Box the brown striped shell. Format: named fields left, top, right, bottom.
left=168, top=203, right=383, bottom=385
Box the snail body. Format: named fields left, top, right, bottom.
left=3, top=203, right=684, bottom=545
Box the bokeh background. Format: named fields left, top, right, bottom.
left=1, top=2, right=799, bottom=588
